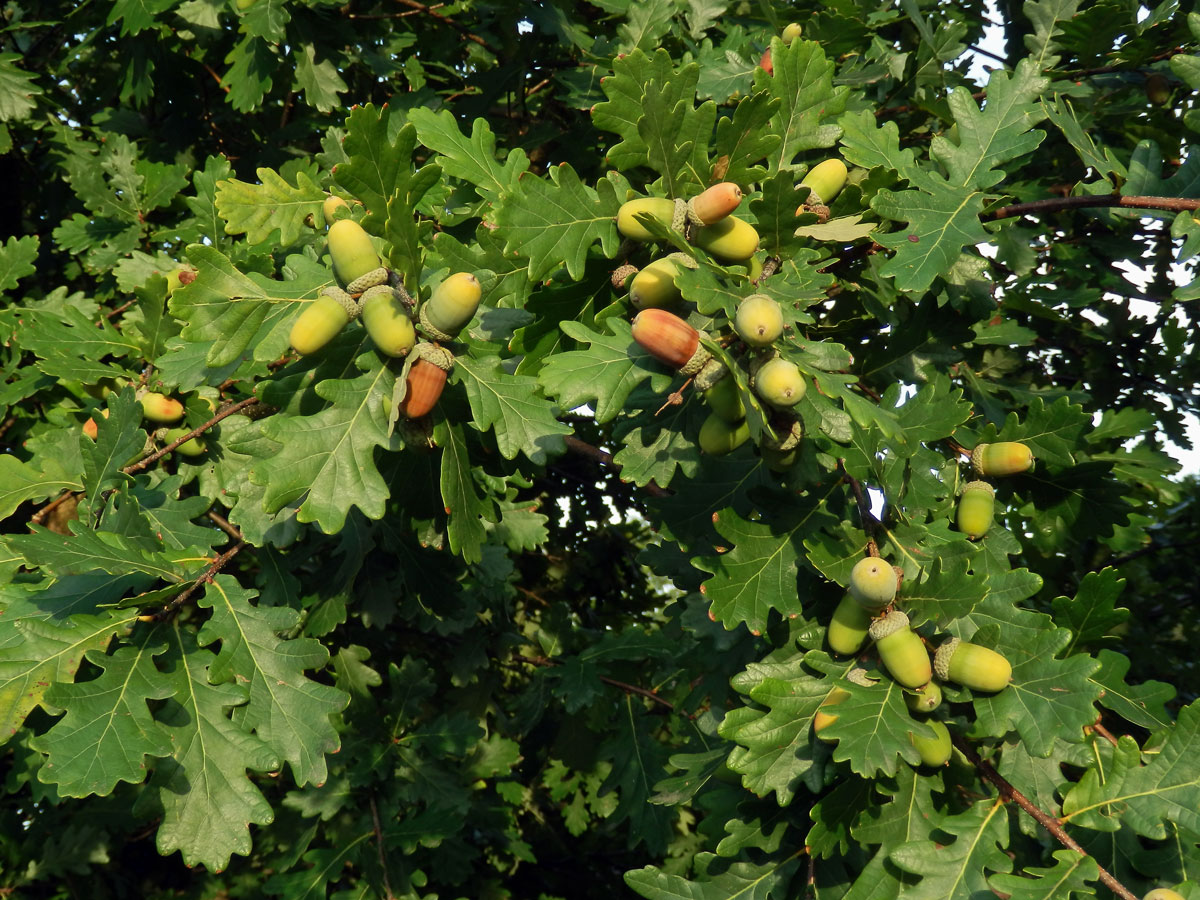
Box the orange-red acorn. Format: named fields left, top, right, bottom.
left=691, top=182, right=743, bottom=225
left=631, top=309, right=706, bottom=371
left=399, top=344, right=455, bottom=419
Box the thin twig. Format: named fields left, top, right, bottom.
left=563, top=435, right=671, bottom=498
left=206, top=509, right=243, bottom=542
left=369, top=797, right=395, bottom=900
left=993, top=194, right=1200, bottom=219
left=202, top=62, right=230, bottom=93
left=104, top=299, right=137, bottom=322
left=839, top=462, right=882, bottom=555
left=1091, top=722, right=1121, bottom=747
left=390, top=0, right=495, bottom=50
left=147, top=540, right=246, bottom=622
left=952, top=734, right=1138, bottom=900
left=512, top=654, right=678, bottom=713
left=31, top=490, right=78, bottom=527
left=123, top=396, right=259, bottom=476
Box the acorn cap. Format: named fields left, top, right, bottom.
left=933, top=637, right=960, bottom=681
left=409, top=342, right=455, bottom=372
left=962, top=480, right=994, bottom=497
left=869, top=609, right=910, bottom=642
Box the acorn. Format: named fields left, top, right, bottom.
left=1143, top=890, right=1185, bottom=900
left=291, top=292, right=352, bottom=355
left=692, top=215, right=759, bottom=262
left=904, top=682, right=943, bottom=714
left=869, top=611, right=931, bottom=689
left=690, top=182, right=743, bottom=225
left=956, top=480, right=995, bottom=540
left=322, top=194, right=349, bottom=227
left=782, top=22, right=802, bottom=42
left=703, top=374, right=745, bottom=424
left=848, top=556, right=897, bottom=613
left=616, top=197, right=676, bottom=241
left=758, top=46, right=774, bottom=76
left=1145, top=74, right=1171, bottom=106
left=698, top=413, right=750, bottom=456
left=734, top=294, right=784, bottom=348
left=813, top=686, right=850, bottom=738
left=630, top=309, right=711, bottom=375
left=420, top=272, right=481, bottom=339
left=971, top=441, right=1034, bottom=477
left=752, top=357, right=806, bottom=408
left=82, top=408, right=109, bottom=440
left=934, top=638, right=1011, bottom=693
left=827, top=593, right=871, bottom=655
left=909, top=720, right=952, bottom=767
left=798, top=158, right=848, bottom=207
left=399, top=344, right=455, bottom=419
left=164, top=427, right=205, bottom=457
left=328, top=219, right=381, bottom=287
left=629, top=258, right=683, bottom=310
left=139, top=392, right=185, bottom=424
left=362, top=285, right=417, bottom=357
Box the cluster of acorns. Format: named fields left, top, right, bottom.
left=812, top=441, right=1034, bottom=766
left=289, top=196, right=482, bottom=419
left=615, top=159, right=850, bottom=469
left=83, top=390, right=207, bottom=457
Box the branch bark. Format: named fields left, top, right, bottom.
left=952, top=733, right=1138, bottom=900
left=563, top=435, right=672, bottom=497
left=512, top=653, right=679, bottom=713
left=993, top=194, right=1200, bottom=219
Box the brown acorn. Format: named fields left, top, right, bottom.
left=399, top=344, right=455, bottom=419
left=691, top=182, right=743, bottom=225
left=630, top=309, right=711, bottom=374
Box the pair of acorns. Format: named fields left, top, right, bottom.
left=956, top=441, right=1035, bottom=539
left=629, top=307, right=806, bottom=463
left=83, top=391, right=207, bottom=457
left=823, top=557, right=1012, bottom=764
left=291, top=210, right=481, bottom=419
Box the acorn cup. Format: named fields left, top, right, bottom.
left=629, top=258, right=683, bottom=310
left=813, top=686, right=850, bottom=739
left=630, top=309, right=712, bottom=375
left=848, top=557, right=898, bottom=613
left=869, top=611, right=932, bottom=689
left=971, top=441, right=1034, bottom=477
left=420, top=272, right=482, bottom=340
left=934, top=638, right=1012, bottom=693
left=734, top=294, right=784, bottom=348
left=328, top=219, right=382, bottom=287
left=399, top=344, right=455, bottom=419
left=690, top=182, right=743, bottom=225
left=616, top=197, right=677, bottom=241
left=904, top=682, right=943, bottom=714
left=956, top=480, right=995, bottom=540
left=827, top=592, right=871, bottom=655
left=909, top=720, right=952, bottom=767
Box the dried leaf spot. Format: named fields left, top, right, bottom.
left=907, top=234, right=920, bottom=242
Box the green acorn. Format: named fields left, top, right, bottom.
left=848, top=556, right=897, bottom=613
left=139, top=392, right=185, bottom=424
left=734, top=294, right=784, bottom=348
left=869, top=611, right=931, bottom=689
left=956, top=480, right=995, bottom=540
left=629, top=258, right=683, bottom=310
left=933, top=638, right=1012, bottom=692
left=698, top=413, right=750, bottom=456
left=971, top=441, right=1034, bottom=477
left=421, top=272, right=482, bottom=339
left=909, top=720, right=952, bottom=767
left=752, top=357, right=806, bottom=408
left=361, top=286, right=417, bottom=357
left=827, top=593, right=871, bottom=655
left=904, top=682, right=943, bottom=714
left=291, top=293, right=352, bottom=355
left=1143, top=890, right=1185, bottom=900
left=322, top=194, right=349, bottom=227
left=616, top=197, right=676, bottom=241
left=163, top=427, right=205, bottom=457
left=690, top=182, right=743, bottom=225
left=799, top=158, right=848, bottom=207
left=813, top=686, right=850, bottom=738
left=692, top=215, right=759, bottom=262
left=703, top=375, right=746, bottom=424
left=328, top=219, right=381, bottom=287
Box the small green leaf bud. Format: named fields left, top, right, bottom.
left=971, top=441, right=1034, bottom=477
left=848, top=557, right=897, bottom=612
left=910, top=720, right=952, bottom=767
left=933, top=638, right=1012, bottom=692
left=869, top=611, right=932, bottom=689
left=828, top=593, right=871, bottom=655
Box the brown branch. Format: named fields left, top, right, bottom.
left=123, top=396, right=260, bottom=476
left=390, top=0, right=495, bottom=50
left=512, top=654, right=679, bottom=713
left=146, top=539, right=246, bottom=622
left=993, top=194, right=1200, bottom=220
left=1091, top=722, right=1121, bottom=747
left=104, top=299, right=137, bottom=322
left=206, top=509, right=243, bottom=542
left=563, top=435, right=671, bottom=498
left=31, top=489, right=77, bottom=527
left=839, top=462, right=883, bottom=555
left=369, top=797, right=396, bottom=900
left=202, top=62, right=230, bottom=93
left=953, top=734, right=1138, bottom=900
